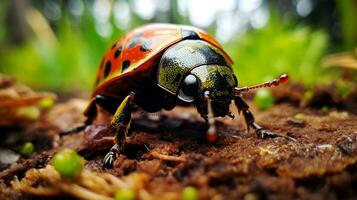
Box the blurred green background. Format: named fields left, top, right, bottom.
left=0, top=0, right=356, bottom=94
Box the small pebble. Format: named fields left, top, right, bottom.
left=316, top=144, right=333, bottom=150
left=244, top=193, right=258, bottom=200
left=0, top=148, right=20, bottom=166
left=329, top=111, right=348, bottom=119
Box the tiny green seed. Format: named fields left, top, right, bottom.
left=244, top=193, right=259, bottom=200
left=254, top=89, right=274, bottom=110
left=294, top=113, right=305, bottom=121
left=20, top=142, right=34, bottom=156
left=338, top=84, right=350, bottom=97
left=16, top=107, right=40, bottom=120
left=115, top=188, right=135, bottom=200
left=39, top=98, right=55, bottom=108
left=321, top=106, right=329, bottom=113
left=182, top=186, right=198, bottom=200
left=52, top=148, right=84, bottom=179
left=304, top=90, right=313, bottom=100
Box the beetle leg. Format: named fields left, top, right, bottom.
left=234, top=96, right=280, bottom=139
left=204, top=92, right=217, bottom=143
left=83, top=97, right=99, bottom=125
left=103, top=92, right=135, bottom=169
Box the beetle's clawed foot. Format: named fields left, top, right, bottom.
left=103, top=144, right=122, bottom=169
left=103, top=152, right=116, bottom=169
left=256, top=128, right=277, bottom=139
left=256, top=128, right=296, bottom=142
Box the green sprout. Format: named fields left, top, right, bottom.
left=20, top=142, right=34, bottom=156
left=39, top=97, right=55, bottom=108
left=321, top=106, right=329, bottom=113
left=303, top=90, right=313, bottom=101
left=254, top=89, right=275, bottom=110
left=182, top=186, right=198, bottom=200
left=294, top=113, right=306, bottom=121
left=16, top=107, right=40, bottom=120
left=52, top=148, right=84, bottom=179
left=338, top=84, right=350, bottom=97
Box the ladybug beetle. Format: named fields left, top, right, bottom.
left=80, top=24, right=289, bottom=168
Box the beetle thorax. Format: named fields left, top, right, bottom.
left=157, top=39, right=237, bottom=117
left=157, top=40, right=232, bottom=96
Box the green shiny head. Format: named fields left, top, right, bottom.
left=178, top=65, right=238, bottom=117
left=157, top=39, right=236, bottom=117
left=157, top=40, right=231, bottom=95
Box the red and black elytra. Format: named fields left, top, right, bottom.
left=77, top=24, right=290, bottom=168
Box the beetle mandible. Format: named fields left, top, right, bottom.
left=79, top=24, right=289, bottom=168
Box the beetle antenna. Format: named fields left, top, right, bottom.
left=234, top=74, right=288, bottom=95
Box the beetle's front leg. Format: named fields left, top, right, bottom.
left=203, top=91, right=218, bottom=143
left=234, top=96, right=278, bottom=139
left=103, top=92, right=135, bottom=169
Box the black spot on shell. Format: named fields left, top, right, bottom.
left=128, top=34, right=143, bottom=48
left=122, top=60, right=131, bottom=71
left=104, top=61, right=111, bottom=77
left=111, top=42, right=117, bottom=49
left=182, top=29, right=200, bottom=40
left=140, top=40, right=152, bottom=52
left=114, top=46, right=122, bottom=58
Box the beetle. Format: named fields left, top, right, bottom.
left=81, top=24, right=289, bottom=168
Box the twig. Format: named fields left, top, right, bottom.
left=151, top=151, right=186, bottom=162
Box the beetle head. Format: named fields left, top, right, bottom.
left=178, top=65, right=237, bottom=117
left=178, top=69, right=289, bottom=120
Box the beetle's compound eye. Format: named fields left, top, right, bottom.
left=178, top=74, right=199, bottom=102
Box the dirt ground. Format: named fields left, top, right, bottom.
left=0, top=83, right=357, bottom=200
